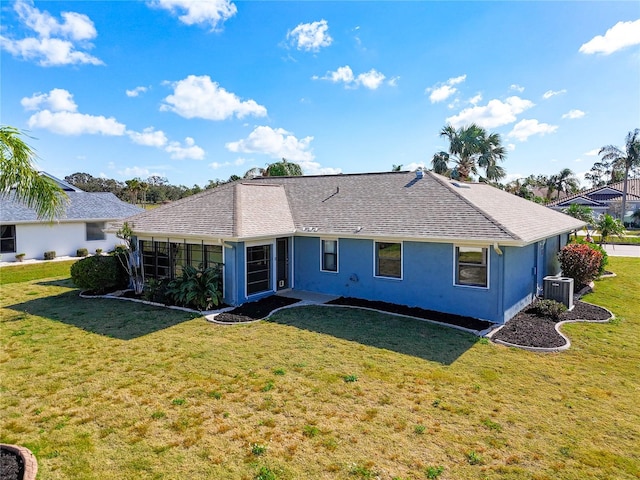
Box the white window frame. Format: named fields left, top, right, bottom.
left=373, top=241, right=403, bottom=280
left=453, top=245, right=489, bottom=289
left=320, top=238, right=339, bottom=273
left=245, top=240, right=275, bottom=297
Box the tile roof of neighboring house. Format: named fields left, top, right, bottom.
left=122, top=171, right=584, bottom=246
left=547, top=179, right=640, bottom=207
left=1, top=191, right=143, bottom=223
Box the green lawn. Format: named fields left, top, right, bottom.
left=1, top=258, right=639, bottom=479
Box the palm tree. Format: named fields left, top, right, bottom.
left=595, top=214, right=626, bottom=245
left=432, top=124, right=507, bottom=181
left=553, top=168, right=580, bottom=199
left=0, top=126, right=66, bottom=220
left=124, top=178, right=141, bottom=204
left=599, top=128, right=640, bottom=222
left=562, top=204, right=593, bottom=238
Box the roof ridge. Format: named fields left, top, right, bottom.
left=427, top=171, right=523, bottom=242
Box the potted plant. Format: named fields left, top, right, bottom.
left=15, top=253, right=26, bottom=262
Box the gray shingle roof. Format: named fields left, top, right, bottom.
left=547, top=178, right=640, bottom=206
left=121, top=171, right=584, bottom=246
left=1, top=191, right=143, bottom=223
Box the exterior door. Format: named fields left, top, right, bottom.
left=276, top=238, right=289, bottom=290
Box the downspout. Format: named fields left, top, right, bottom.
left=493, top=243, right=505, bottom=323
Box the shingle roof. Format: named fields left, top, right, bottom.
left=1, top=191, right=143, bottom=223
left=122, top=171, right=584, bottom=246
left=547, top=178, right=640, bottom=206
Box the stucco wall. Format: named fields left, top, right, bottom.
left=5, top=222, right=120, bottom=261
left=293, top=237, right=508, bottom=323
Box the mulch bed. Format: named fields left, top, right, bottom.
left=326, top=296, right=495, bottom=331
left=491, top=300, right=612, bottom=348
left=0, top=446, right=23, bottom=480
left=214, top=295, right=301, bottom=323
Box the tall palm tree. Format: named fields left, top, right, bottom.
left=432, top=124, right=507, bottom=181
left=599, top=128, right=640, bottom=222
left=554, top=168, right=580, bottom=199
left=124, top=178, right=141, bottom=204
left=0, top=126, right=66, bottom=220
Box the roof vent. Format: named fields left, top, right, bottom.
left=415, top=169, right=424, bottom=179
left=451, top=181, right=470, bottom=189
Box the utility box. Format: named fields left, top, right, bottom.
left=543, top=276, right=574, bottom=310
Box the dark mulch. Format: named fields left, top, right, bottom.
left=0, top=447, right=23, bottom=480
left=326, top=296, right=495, bottom=331
left=491, top=301, right=612, bottom=348
left=214, top=295, right=301, bottom=323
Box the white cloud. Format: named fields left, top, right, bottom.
left=287, top=19, right=332, bottom=51
left=507, top=143, right=516, bottom=151
left=313, top=65, right=388, bottom=90
left=446, top=96, right=534, bottom=129
left=126, top=86, right=148, bottom=97
left=226, top=126, right=314, bottom=161
left=579, top=19, right=640, bottom=55
left=21, top=88, right=77, bottom=112
left=584, top=148, right=600, bottom=156
left=562, top=109, right=586, bottom=119
left=149, top=0, right=237, bottom=30
left=0, top=0, right=102, bottom=66
left=510, top=84, right=525, bottom=92
left=426, top=74, right=466, bottom=103
left=128, top=127, right=168, bottom=147
left=165, top=137, right=205, bottom=160
left=225, top=126, right=340, bottom=175
left=469, top=93, right=482, bottom=105
left=161, top=75, right=267, bottom=120
left=508, top=119, right=558, bottom=141
left=28, top=110, right=126, bottom=136
left=119, top=166, right=151, bottom=178
left=542, top=89, right=566, bottom=99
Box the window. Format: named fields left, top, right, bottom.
left=86, top=222, right=105, bottom=241
left=140, top=240, right=223, bottom=281
left=455, top=246, right=488, bottom=287
left=246, top=245, right=271, bottom=295
left=1, top=225, right=16, bottom=253
left=321, top=239, right=338, bottom=272
left=375, top=242, right=402, bottom=278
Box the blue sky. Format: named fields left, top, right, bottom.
left=2, top=1, right=639, bottom=188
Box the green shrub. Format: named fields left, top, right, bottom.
left=44, top=250, right=56, bottom=260
left=166, top=265, right=223, bottom=311
left=76, top=248, right=89, bottom=257
left=142, top=278, right=170, bottom=304
left=70, top=255, right=128, bottom=294
left=95, top=248, right=103, bottom=255
left=557, top=243, right=602, bottom=287
left=532, top=299, right=567, bottom=320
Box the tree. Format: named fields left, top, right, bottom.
left=124, top=178, right=141, bottom=204
left=562, top=204, right=593, bottom=237
left=391, top=164, right=403, bottom=172
left=599, top=128, right=640, bottom=222
left=245, top=158, right=304, bottom=178
left=431, top=124, right=507, bottom=181
left=115, top=222, right=144, bottom=295
left=594, top=214, right=626, bottom=245
left=0, top=126, right=67, bottom=220
left=553, top=168, right=580, bottom=199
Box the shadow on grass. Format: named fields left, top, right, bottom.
left=267, top=305, right=478, bottom=365
left=4, top=289, right=197, bottom=340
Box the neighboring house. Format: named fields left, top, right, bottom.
left=547, top=179, right=640, bottom=226
left=116, top=171, right=585, bottom=324
left=1, top=173, right=143, bottom=262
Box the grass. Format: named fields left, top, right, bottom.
left=588, top=235, right=640, bottom=245
left=0, top=259, right=77, bottom=285
left=1, top=258, right=639, bottom=479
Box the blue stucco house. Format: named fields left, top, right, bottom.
left=120, top=170, right=584, bottom=324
